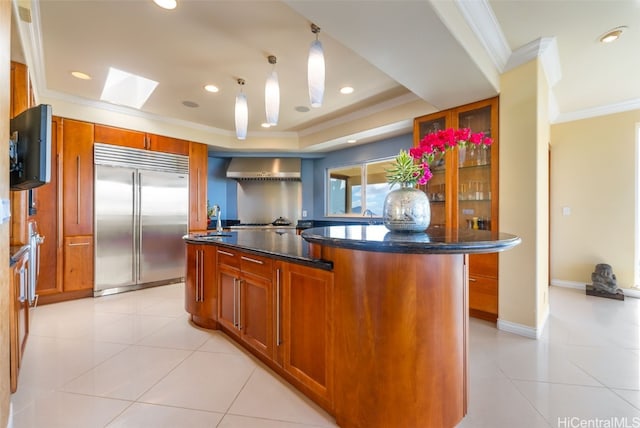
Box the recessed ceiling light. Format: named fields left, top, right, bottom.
left=182, top=100, right=199, bottom=108
left=204, top=84, right=219, bottom=93
left=295, top=106, right=310, bottom=113
left=100, top=67, right=159, bottom=109
left=261, top=123, right=271, bottom=128
left=599, top=26, right=626, bottom=43
left=71, top=71, right=92, bottom=80
left=153, top=0, right=177, bottom=10
left=347, top=139, right=357, bottom=144
left=340, top=86, right=354, bottom=94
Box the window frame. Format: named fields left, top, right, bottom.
left=325, top=157, right=395, bottom=218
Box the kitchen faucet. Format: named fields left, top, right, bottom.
left=212, top=204, right=222, bottom=232
left=363, top=209, right=376, bottom=225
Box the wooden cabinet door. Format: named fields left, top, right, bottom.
left=94, top=124, right=146, bottom=150
left=63, top=236, right=94, bottom=291
left=62, top=119, right=94, bottom=236
left=189, top=142, right=208, bottom=232
left=239, top=273, right=273, bottom=359
left=148, top=134, right=189, bottom=155
left=217, top=263, right=240, bottom=336
left=32, top=116, right=62, bottom=295
left=185, top=243, right=200, bottom=314
left=278, top=262, right=333, bottom=407
left=185, top=244, right=217, bottom=328
left=468, top=275, right=498, bottom=321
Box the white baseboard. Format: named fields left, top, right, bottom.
left=497, top=319, right=537, bottom=339
left=7, top=402, right=13, bottom=428
left=551, top=279, right=640, bottom=299
left=550, top=279, right=585, bottom=290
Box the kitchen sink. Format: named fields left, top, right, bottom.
left=197, top=233, right=233, bottom=240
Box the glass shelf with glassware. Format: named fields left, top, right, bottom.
left=413, top=97, right=499, bottom=322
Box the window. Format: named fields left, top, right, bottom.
left=327, top=158, right=395, bottom=217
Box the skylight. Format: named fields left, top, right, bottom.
left=100, top=67, right=158, bottom=109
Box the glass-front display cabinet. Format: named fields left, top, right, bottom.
left=413, top=97, right=500, bottom=322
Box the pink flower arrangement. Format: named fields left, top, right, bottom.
left=408, top=128, right=493, bottom=185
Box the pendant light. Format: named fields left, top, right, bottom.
left=235, top=78, right=248, bottom=140
left=265, top=55, right=280, bottom=126
left=307, top=23, right=325, bottom=108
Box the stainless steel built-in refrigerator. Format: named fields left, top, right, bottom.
left=94, top=143, right=189, bottom=296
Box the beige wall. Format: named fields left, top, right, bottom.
left=550, top=109, right=640, bottom=288
left=498, top=59, right=550, bottom=330
left=1, top=0, right=12, bottom=425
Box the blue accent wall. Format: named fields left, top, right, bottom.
left=207, top=157, right=237, bottom=220
left=206, top=132, right=412, bottom=221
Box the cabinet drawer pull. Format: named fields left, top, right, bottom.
left=195, top=250, right=200, bottom=302
left=68, top=242, right=90, bottom=247
left=469, top=278, right=477, bottom=282
left=76, top=155, right=81, bottom=225
left=196, top=169, right=200, bottom=222
left=276, top=268, right=281, bottom=346
left=241, top=256, right=263, bottom=265
left=237, top=279, right=242, bottom=331
left=199, top=250, right=204, bottom=301
left=232, top=277, right=237, bottom=327
left=218, top=250, right=235, bottom=257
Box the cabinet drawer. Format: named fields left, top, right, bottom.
left=469, top=275, right=497, bottom=315
left=217, top=247, right=240, bottom=268
left=240, top=253, right=273, bottom=279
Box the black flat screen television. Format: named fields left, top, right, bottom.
left=9, top=104, right=52, bottom=190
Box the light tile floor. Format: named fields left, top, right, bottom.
left=10, top=284, right=640, bottom=428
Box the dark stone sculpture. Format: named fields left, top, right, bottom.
left=586, top=263, right=624, bottom=300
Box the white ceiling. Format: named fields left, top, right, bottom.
left=11, top=0, right=640, bottom=153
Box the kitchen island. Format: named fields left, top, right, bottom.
left=183, top=226, right=520, bottom=428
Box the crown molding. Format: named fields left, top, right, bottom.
left=455, top=0, right=511, bottom=71
left=12, top=0, right=46, bottom=101
left=554, top=98, right=640, bottom=124
left=505, top=37, right=562, bottom=88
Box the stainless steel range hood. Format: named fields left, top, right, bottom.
left=226, top=157, right=301, bottom=181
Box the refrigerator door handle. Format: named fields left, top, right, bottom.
left=136, top=171, right=143, bottom=283
left=132, top=171, right=138, bottom=284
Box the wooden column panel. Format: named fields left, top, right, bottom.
left=62, top=119, right=94, bottom=237
left=189, top=142, right=208, bottom=232
left=9, top=62, right=31, bottom=246
left=31, top=116, right=62, bottom=295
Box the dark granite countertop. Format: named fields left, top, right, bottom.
left=301, top=225, right=521, bottom=254
left=184, top=230, right=333, bottom=271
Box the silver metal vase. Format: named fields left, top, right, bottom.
left=382, top=183, right=431, bottom=232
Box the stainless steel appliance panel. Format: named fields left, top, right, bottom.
left=95, top=165, right=136, bottom=291
left=237, top=181, right=301, bottom=224
left=138, top=170, right=188, bottom=284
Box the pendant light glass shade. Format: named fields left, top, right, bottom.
left=308, top=24, right=325, bottom=108
left=235, top=79, right=248, bottom=140
left=265, top=56, right=279, bottom=126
